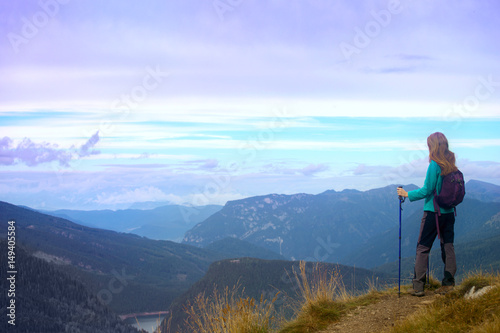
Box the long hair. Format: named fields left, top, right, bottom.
left=427, top=132, right=457, bottom=175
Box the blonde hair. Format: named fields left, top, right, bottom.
left=427, top=132, right=457, bottom=176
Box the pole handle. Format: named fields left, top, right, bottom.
left=397, top=186, right=405, bottom=202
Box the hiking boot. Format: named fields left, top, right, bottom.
left=411, top=290, right=425, bottom=297
left=435, top=286, right=454, bottom=295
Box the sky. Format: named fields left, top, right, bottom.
left=1, top=0, right=499, bottom=210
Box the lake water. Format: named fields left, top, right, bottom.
left=124, top=314, right=166, bottom=333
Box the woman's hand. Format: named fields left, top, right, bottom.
left=397, top=187, right=408, bottom=198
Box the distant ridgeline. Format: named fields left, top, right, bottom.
left=183, top=185, right=421, bottom=262
left=183, top=181, right=500, bottom=269
left=47, top=204, right=222, bottom=241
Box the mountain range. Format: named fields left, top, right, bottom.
left=183, top=184, right=422, bottom=262
left=464, top=179, right=500, bottom=202
left=183, top=180, right=500, bottom=268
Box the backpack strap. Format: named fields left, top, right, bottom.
left=433, top=193, right=442, bottom=241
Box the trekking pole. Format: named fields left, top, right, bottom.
left=427, top=255, right=430, bottom=285
left=398, top=186, right=405, bottom=298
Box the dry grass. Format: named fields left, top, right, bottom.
left=184, top=284, right=279, bottom=333
left=388, top=271, right=500, bottom=333
left=154, top=313, right=171, bottom=333
left=470, top=315, right=500, bottom=333
left=176, top=263, right=500, bottom=333
left=182, top=261, right=367, bottom=333
left=278, top=261, right=381, bottom=333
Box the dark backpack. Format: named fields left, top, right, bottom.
left=434, top=169, right=466, bottom=210
left=433, top=169, right=465, bottom=239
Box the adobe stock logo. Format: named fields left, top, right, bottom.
left=97, top=268, right=135, bottom=305
left=87, top=65, right=169, bottom=139
left=213, top=0, right=243, bottom=21
left=444, top=75, right=500, bottom=127
left=339, top=0, right=403, bottom=60
left=7, top=0, right=71, bottom=54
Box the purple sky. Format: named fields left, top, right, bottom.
left=1, top=0, right=499, bottom=210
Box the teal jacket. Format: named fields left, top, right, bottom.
left=408, top=160, right=454, bottom=214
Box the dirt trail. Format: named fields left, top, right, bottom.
left=320, top=292, right=439, bottom=333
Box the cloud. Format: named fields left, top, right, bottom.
left=395, top=54, right=435, bottom=61
left=100, top=163, right=170, bottom=169
left=300, top=163, right=329, bottom=176
left=0, top=136, right=73, bottom=167
left=459, top=160, right=500, bottom=180
left=375, top=66, right=417, bottom=74
left=185, top=159, right=219, bottom=170
left=0, top=131, right=100, bottom=167
left=262, top=162, right=330, bottom=177
left=353, top=163, right=391, bottom=176
left=2, top=157, right=499, bottom=210
left=200, top=159, right=219, bottom=169
left=93, top=186, right=182, bottom=205
left=0, top=137, right=16, bottom=165
left=352, top=159, right=500, bottom=188
left=351, top=158, right=430, bottom=187
left=133, top=153, right=151, bottom=159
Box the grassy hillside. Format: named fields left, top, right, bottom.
left=161, top=258, right=389, bottom=332
left=159, top=261, right=500, bottom=333
left=389, top=272, right=500, bottom=332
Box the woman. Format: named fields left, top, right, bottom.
left=397, top=132, right=457, bottom=297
